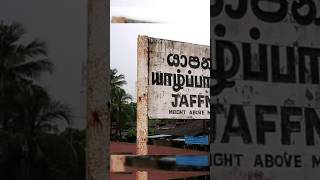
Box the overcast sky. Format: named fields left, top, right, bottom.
left=0, top=0, right=87, bottom=129
left=111, top=0, right=209, bottom=100
left=0, top=0, right=209, bottom=129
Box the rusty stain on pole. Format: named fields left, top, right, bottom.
left=136, top=36, right=149, bottom=179
left=86, top=0, right=110, bottom=179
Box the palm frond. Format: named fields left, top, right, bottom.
left=11, top=59, right=53, bottom=79
left=0, top=22, right=25, bottom=45
left=0, top=22, right=52, bottom=91
left=16, top=40, right=47, bottom=58
left=36, top=101, right=71, bottom=132
left=110, top=68, right=127, bottom=88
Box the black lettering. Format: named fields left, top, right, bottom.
left=190, top=95, right=197, bottom=107
left=221, top=105, right=253, bottom=144
left=173, top=73, right=185, bottom=92
left=198, top=95, right=205, bottom=108
left=265, top=154, right=273, bottom=168
left=205, top=95, right=210, bottom=108
left=211, top=0, right=223, bottom=17
left=152, top=72, right=163, bottom=85
left=167, top=54, right=175, bottom=66
left=186, top=73, right=194, bottom=87
left=212, top=40, right=240, bottom=96
left=201, top=57, right=211, bottom=69
left=194, top=76, right=203, bottom=88
left=164, top=73, right=173, bottom=86
left=292, top=0, right=316, bottom=26
left=254, top=154, right=264, bottom=167
left=171, top=94, right=179, bottom=107
left=243, top=43, right=268, bottom=81
left=281, top=106, right=302, bottom=145
left=256, top=105, right=277, bottom=145
left=274, top=155, right=284, bottom=167
left=271, top=46, right=296, bottom=83
left=312, top=155, right=320, bottom=168
left=251, top=0, right=288, bottom=23
left=173, top=54, right=180, bottom=67
left=203, top=76, right=210, bottom=88
left=299, top=47, right=320, bottom=84
left=189, top=56, right=201, bottom=69
left=180, top=55, right=188, bottom=67
left=180, top=95, right=189, bottom=107
left=225, top=0, right=248, bottom=19
left=224, top=154, right=233, bottom=166
left=305, top=108, right=320, bottom=146
left=234, top=154, right=243, bottom=166
left=294, top=155, right=302, bottom=168
left=213, top=153, right=223, bottom=166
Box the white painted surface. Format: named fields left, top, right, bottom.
left=146, top=37, right=210, bottom=119
left=211, top=1, right=320, bottom=179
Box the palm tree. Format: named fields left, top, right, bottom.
left=18, top=85, right=70, bottom=179
left=110, top=69, right=133, bottom=139
left=111, top=69, right=126, bottom=87
left=0, top=22, right=53, bottom=129
left=0, top=83, right=71, bottom=180
left=111, top=88, right=132, bottom=138
left=0, top=22, right=53, bottom=84
left=111, top=68, right=126, bottom=96
left=0, top=21, right=72, bottom=180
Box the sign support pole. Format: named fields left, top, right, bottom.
left=86, top=0, right=110, bottom=179
left=136, top=36, right=149, bottom=180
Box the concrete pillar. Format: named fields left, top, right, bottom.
left=86, top=0, right=110, bottom=179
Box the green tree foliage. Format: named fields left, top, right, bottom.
left=111, top=68, right=126, bottom=89
left=0, top=21, right=53, bottom=130
left=0, top=21, right=84, bottom=180
left=110, top=68, right=137, bottom=140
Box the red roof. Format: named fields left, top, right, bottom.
left=111, top=171, right=209, bottom=180
left=110, top=141, right=209, bottom=155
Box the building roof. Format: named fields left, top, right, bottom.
left=110, top=142, right=208, bottom=156
left=156, top=120, right=207, bottom=136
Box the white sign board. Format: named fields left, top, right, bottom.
left=140, top=36, right=210, bottom=119
left=211, top=0, right=320, bottom=179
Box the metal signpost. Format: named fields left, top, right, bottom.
left=136, top=35, right=210, bottom=179
left=211, top=1, right=320, bottom=179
